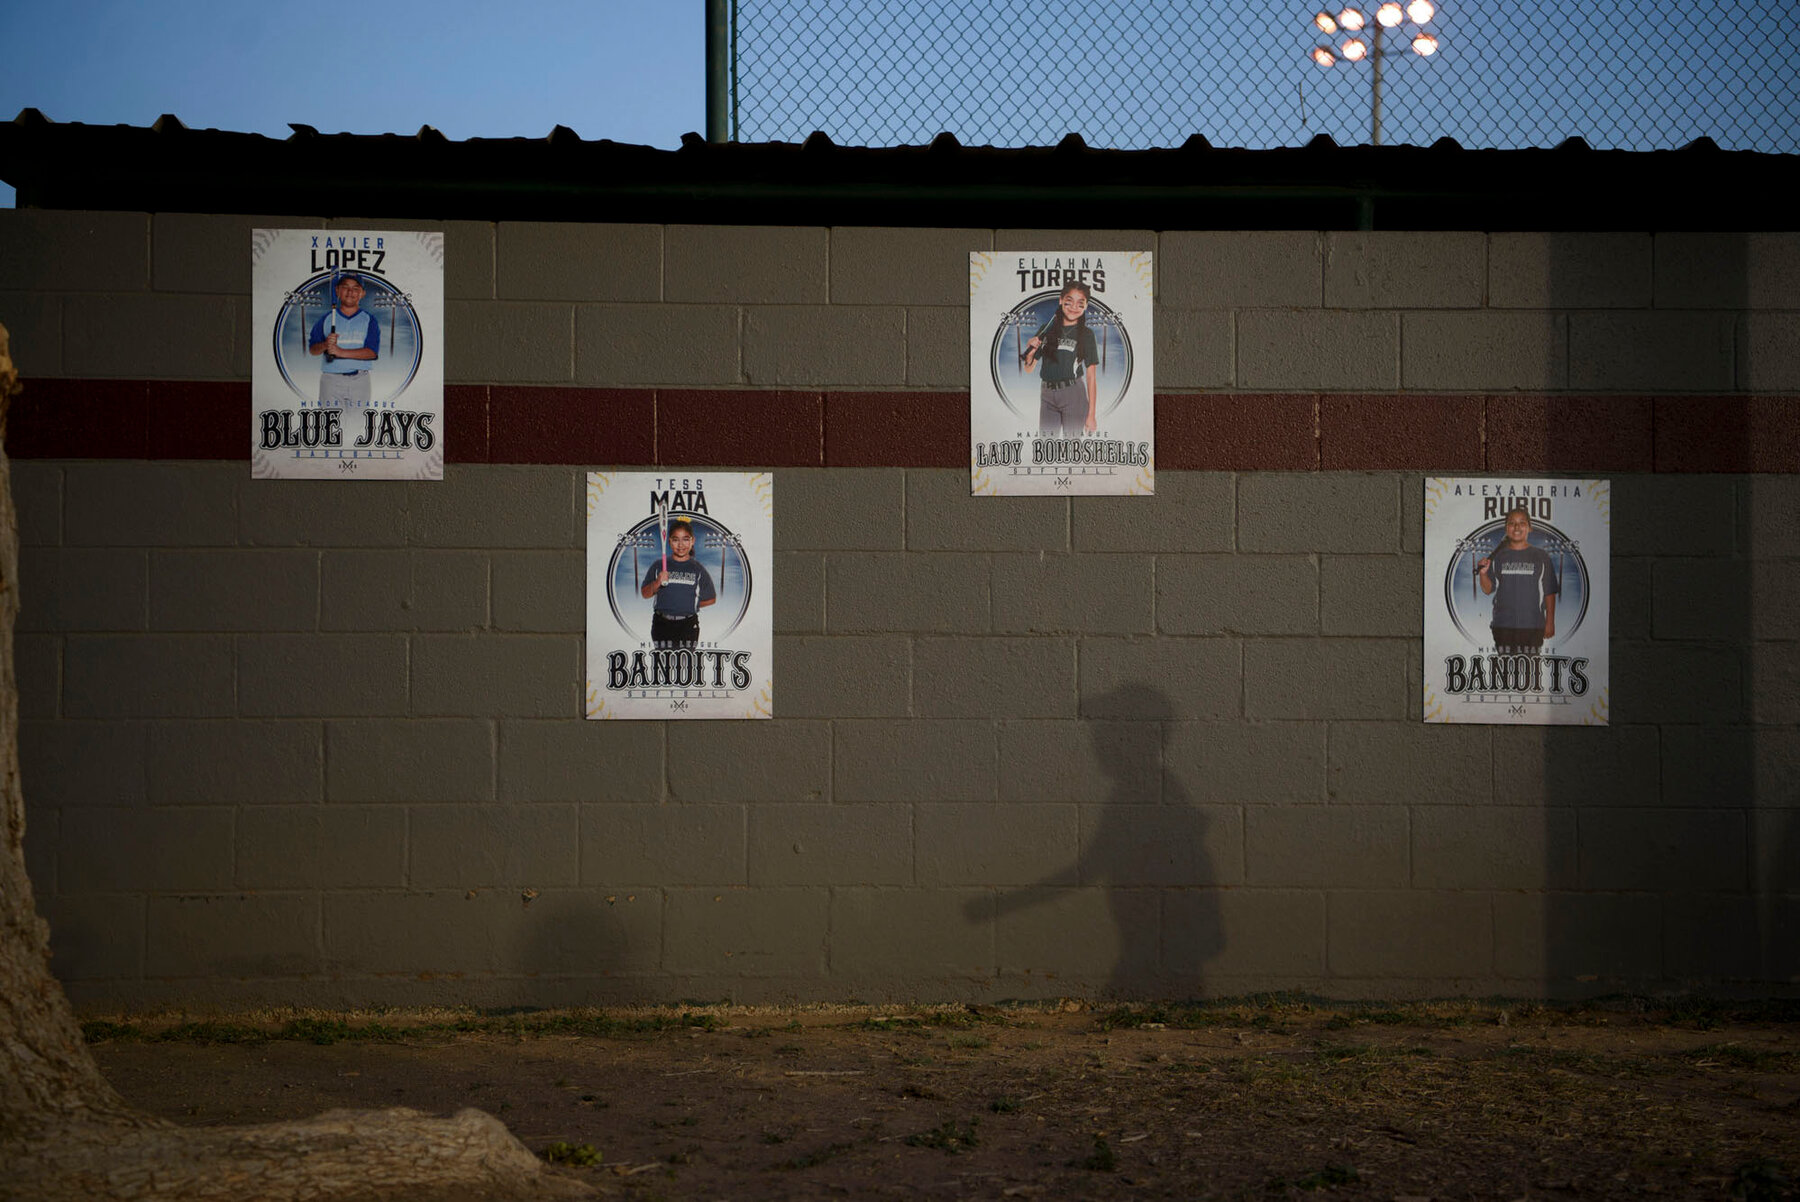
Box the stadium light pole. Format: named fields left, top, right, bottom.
left=1308, top=2, right=1441, bottom=145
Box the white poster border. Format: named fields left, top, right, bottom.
left=1422, top=477, right=1611, bottom=726
left=968, top=251, right=1154, bottom=497
left=585, top=471, right=774, bottom=721
left=251, top=228, right=445, bottom=481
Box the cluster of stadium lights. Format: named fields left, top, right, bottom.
left=1310, top=1, right=1439, bottom=66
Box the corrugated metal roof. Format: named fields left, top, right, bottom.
left=3, top=109, right=1794, bottom=230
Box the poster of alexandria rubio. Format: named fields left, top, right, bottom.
left=1423, top=479, right=1611, bottom=726
left=586, top=472, right=773, bottom=720
left=968, top=251, right=1154, bottom=497
left=251, top=229, right=444, bottom=480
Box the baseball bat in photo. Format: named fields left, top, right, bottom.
left=325, top=268, right=338, bottom=362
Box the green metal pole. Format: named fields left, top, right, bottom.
left=706, top=0, right=731, bottom=143
left=1371, top=21, right=1384, bottom=146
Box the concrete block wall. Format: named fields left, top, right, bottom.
left=1, top=211, right=1796, bottom=1007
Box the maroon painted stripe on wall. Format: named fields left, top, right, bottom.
left=9, top=379, right=1799, bottom=473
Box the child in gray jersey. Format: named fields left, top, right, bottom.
left=1476, top=506, right=1559, bottom=653
left=1022, top=280, right=1099, bottom=436
left=640, top=519, right=716, bottom=647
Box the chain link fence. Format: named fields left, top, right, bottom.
left=730, top=1, right=1799, bottom=152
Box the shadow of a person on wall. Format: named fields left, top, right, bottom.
left=967, top=684, right=1224, bottom=999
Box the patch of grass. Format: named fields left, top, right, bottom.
left=1245, top=1059, right=1306, bottom=1087
left=1098, top=1003, right=1252, bottom=1030
left=1499, top=1045, right=1662, bottom=1079
left=80, top=1020, right=143, bottom=1043
left=1325, top=1008, right=1416, bottom=1029
left=906, top=1118, right=979, bottom=1154
left=1295, top=1163, right=1360, bottom=1189
left=160, top=1020, right=271, bottom=1045
left=988, top=1095, right=1021, bottom=1113
left=922, top=1006, right=1009, bottom=1029
left=1098, top=1004, right=1171, bottom=1030
left=542, top=1141, right=601, bottom=1167
left=777, top=1141, right=854, bottom=1170
left=1078, top=1134, right=1118, bottom=1172
left=1685, top=1043, right=1800, bottom=1072
left=858, top=1007, right=1006, bottom=1031
left=507, top=1009, right=723, bottom=1038
left=1730, top=1158, right=1793, bottom=1202
left=947, top=1033, right=990, bottom=1050
left=1646, top=997, right=1800, bottom=1031
left=1175, top=1008, right=1254, bottom=1028
left=855, top=1015, right=925, bottom=1030
left=1323, top=1002, right=1479, bottom=1031
left=282, top=1017, right=407, bottom=1045
left=1313, top=1042, right=1373, bottom=1062
left=1662, top=998, right=1728, bottom=1030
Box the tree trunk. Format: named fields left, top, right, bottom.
left=0, top=324, right=589, bottom=1200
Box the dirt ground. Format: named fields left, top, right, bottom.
left=85, top=998, right=1800, bottom=1201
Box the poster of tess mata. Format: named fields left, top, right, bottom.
left=968, top=251, right=1154, bottom=497
left=1423, top=478, right=1611, bottom=726
left=251, top=229, right=444, bottom=480
left=585, top=472, right=773, bottom=720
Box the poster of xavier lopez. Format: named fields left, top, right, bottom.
left=586, top=472, right=773, bottom=720
left=969, top=251, right=1154, bottom=496
left=251, top=229, right=444, bottom=480
left=1423, top=478, right=1611, bottom=726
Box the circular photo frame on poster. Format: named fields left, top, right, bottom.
left=1442, top=517, right=1592, bottom=646
left=605, top=513, right=755, bottom=644
left=986, top=290, right=1135, bottom=423
left=270, top=271, right=424, bottom=405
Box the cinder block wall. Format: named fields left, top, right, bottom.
left=1, top=212, right=1795, bottom=1008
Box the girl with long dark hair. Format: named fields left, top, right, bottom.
left=1021, top=280, right=1099, bottom=435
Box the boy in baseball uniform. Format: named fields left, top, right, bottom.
left=308, top=273, right=380, bottom=406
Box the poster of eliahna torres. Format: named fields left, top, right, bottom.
left=1423, top=478, right=1611, bottom=726
left=968, top=251, right=1153, bottom=497
left=251, top=229, right=444, bottom=480
left=585, top=472, right=773, bottom=720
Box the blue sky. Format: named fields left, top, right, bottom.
left=0, top=1, right=702, bottom=206
left=3, top=1, right=1793, bottom=209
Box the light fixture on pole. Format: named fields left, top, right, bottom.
left=1307, top=2, right=1442, bottom=144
